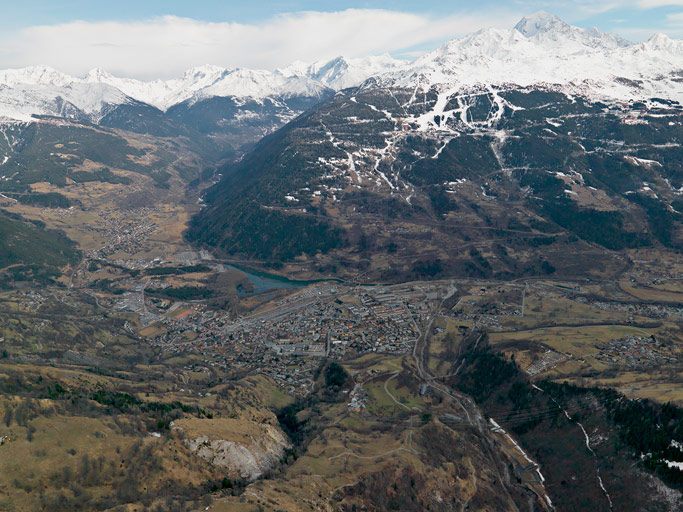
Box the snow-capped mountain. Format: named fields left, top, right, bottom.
left=190, top=13, right=683, bottom=270
left=84, top=65, right=331, bottom=110
left=83, top=65, right=229, bottom=110
left=190, top=68, right=328, bottom=105
left=0, top=54, right=406, bottom=122
left=280, top=55, right=406, bottom=90
left=375, top=12, right=683, bottom=103
left=0, top=65, right=75, bottom=88
left=1, top=13, right=682, bottom=124
left=513, top=11, right=629, bottom=47
left=0, top=74, right=133, bottom=123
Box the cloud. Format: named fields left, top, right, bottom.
left=0, top=9, right=519, bottom=79
left=638, top=0, right=683, bottom=7
left=666, top=11, right=683, bottom=24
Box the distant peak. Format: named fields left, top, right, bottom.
left=21, top=64, right=58, bottom=72
left=15, top=65, right=66, bottom=77
left=0, top=65, right=74, bottom=87
left=647, top=32, right=672, bottom=46
left=183, top=65, right=227, bottom=80
left=322, top=56, right=349, bottom=67
left=514, top=12, right=569, bottom=37
left=84, top=67, right=113, bottom=81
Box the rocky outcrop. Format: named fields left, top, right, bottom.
left=174, top=417, right=290, bottom=481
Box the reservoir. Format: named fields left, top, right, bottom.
left=223, top=263, right=342, bottom=294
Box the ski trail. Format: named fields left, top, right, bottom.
left=432, top=137, right=454, bottom=159
left=373, top=137, right=396, bottom=190
left=320, top=120, right=359, bottom=183
left=387, top=88, right=408, bottom=117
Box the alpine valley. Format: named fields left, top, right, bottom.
left=0, top=12, right=681, bottom=512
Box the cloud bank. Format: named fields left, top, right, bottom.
left=0, top=9, right=519, bottom=79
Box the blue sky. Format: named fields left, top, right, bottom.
left=3, top=0, right=683, bottom=32
left=1, top=1, right=682, bottom=78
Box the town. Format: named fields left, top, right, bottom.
left=147, top=281, right=438, bottom=395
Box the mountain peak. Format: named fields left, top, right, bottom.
left=0, top=65, right=74, bottom=87
left=646, top=32, right=673, bottom=47
left=182, top=65, right=227, bottom=80
left=514, top=12, right=569, bottom=37
left=85, top=67, right=115, bottom=82
left=279, top=55, right=405, bottom=91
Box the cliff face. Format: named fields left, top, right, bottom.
left=174, top=414, right=290, bottom=481
left=185, top=424, right=289, bottom=480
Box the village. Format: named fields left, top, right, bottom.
left=595, top=335, right=678, bottom=370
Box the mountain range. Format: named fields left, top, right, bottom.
left=0, top=12, right=681, bottom=281
left=0, top=55, right=405, bottom=123
left=377, top=12, right=683, bottom=105
left=1, top=12, right=682, bottom=126
left=187, top=12, right=682, bottom=279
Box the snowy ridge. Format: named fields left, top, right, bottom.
left=84, top=65, right=330, bottom=110
left=191, top=69, right=328, bottom=105
left=0, top=80, right=133, bottom=123
left=280, top=55, right=406, bottom=91
left=0, top=66, right=75, bottom=88
left=83, top=65, right=229, bottom=111
left=375, top=12, right=683, bottom=103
